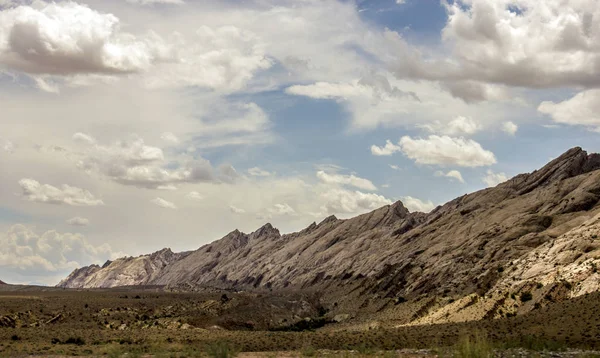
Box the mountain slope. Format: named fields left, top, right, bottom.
left=58, top=147, right=600, bottom=322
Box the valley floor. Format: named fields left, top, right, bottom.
left=1, top=286, right=600, bottom=357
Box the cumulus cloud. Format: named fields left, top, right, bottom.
left=1, top=138, right=14, bottom=153
left=286, top=73, right=420, bottom=129
left=146, top=25, right=272, bottom=91
left=435, top=170, right=465, bottom=183
left=0, top=1, right=173, bottom=76
left=126, top=0, right=184, bottom=5
left=482, top=170, right=508, bottom=187
left=538, top=90, right=600, bottom=131
left=151, top=197, right=177, bottom=209
left=422, top=116, right=481, bottom=136
left=442, top=0, right=600, bottom=88
left=502, top=121, right=518, bottom=135
left=19, top=179, right=104, bottom=206
left=160, top=132, right=179, bottom=143
left=72, top=134, right=222, bottom=189
left=258, top=203, right=296, bottom=220
left=248, top=167, right=272, bottom=177
left=398, top=135, right=496, bottom=167
left=401, top=196, right=435, bottom=213
left=66, top=217, right=90, bottom=226
left=0, top=225, right=118, bottom=277
left=72, top=132, right=97, bottom=145
left=389, top=164, right=401, bottom=171
left=316, top=171, right=377, bottom=191
left=371, top=140, right=402, bottom=156
left=229, top=205, right=246, bottom=214
left=319, top=189, right=392, bottom=215
left=186, top=191, right=204, bottom=201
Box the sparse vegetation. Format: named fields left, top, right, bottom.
left=205, top=341, right=238, bottom=358
left=453, top=334, right=493, bottom=358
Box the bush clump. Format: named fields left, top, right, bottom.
left=520, top=291, right=533, bottom=302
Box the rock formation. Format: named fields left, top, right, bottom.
left=58, top=147, right=600, bottom=323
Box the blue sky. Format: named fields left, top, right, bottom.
left=1, top=0, right=600, bottom=284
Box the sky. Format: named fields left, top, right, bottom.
left=1, top=0, right=600, bottom=285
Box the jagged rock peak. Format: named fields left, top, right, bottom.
left=512, top=147, right=600, bottom=194
left=390, top=200, right=410, bottom=216
left=319, top=215, right=338, bottom=226
left=250, top=223, right=281, bottom=240
left=101, top=260, right=112, bottom=269
left=149, top=248, right=174, bottom=259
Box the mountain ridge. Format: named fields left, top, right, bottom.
left=57, top=147, right=600, bottom=324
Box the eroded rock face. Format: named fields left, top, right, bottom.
left=58, top=147, right=600, bottom=319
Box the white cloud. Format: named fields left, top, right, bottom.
left=482, top=170, right=508, bottom=187
left=186, top=191, right=204, bottom=201
left=1, top=138, right=14, bottom=153
left=151, top=197, right=177, bottom=209
left=538, top=90, right=600, bottom=131
left=72, top=132, right=97, bottom=145
left=160, top=132, right=179, bottom=143
left=401, top=196, right=435, bottom=213
left=442, top=0, right=600, bottom=88
left=0, top=225, right=119, bottom=280
left=146, top=25, right=272, bottom=92
left=19, top=179, right=104, bottom=206
left=422, top=116, right=481, bottom=136
left=435, top=170, right=465, bottom=183
left=157, top=185, right=177, bottom=191
left=126, top=0, right=184, bottom=5
left=73, top=134, right=220, bottom=189
left=398, top=135, right=496, bottom=167
left=319, top=189, right=392, bottom=215
left=248, top=167, right=272, bottom=177
left=286, top=73, right=421, bottom=129
left=316, top=170, right=377, bottom=191
left=389, top=164, right=401, bottom=171
left=258, top=203, right=297, bottom=220
left=371, top=140, right=402, bottom=156
left=0, top=1, right=173, bottom=76
left=502, top=121, right=518, bottom=135
left=229, top=205, right=246, bottom=214
left=66, top=217, right=90, bottom=226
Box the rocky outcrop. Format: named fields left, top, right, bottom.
left=58, top=147, right=600, bottom=320
left=57, top=248, right=191, bottom=288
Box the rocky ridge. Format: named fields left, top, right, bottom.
left=58, top=147, right=600, bottom=324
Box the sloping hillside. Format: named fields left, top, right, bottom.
left=58, top=147, right=600, bottom=323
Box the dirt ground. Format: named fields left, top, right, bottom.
left=1, top=286, right=600, bottom=356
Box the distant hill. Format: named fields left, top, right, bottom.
left=0, top=280, right=6, bottom=285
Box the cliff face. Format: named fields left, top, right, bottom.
left=58, top=147, right=600, bottom=318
